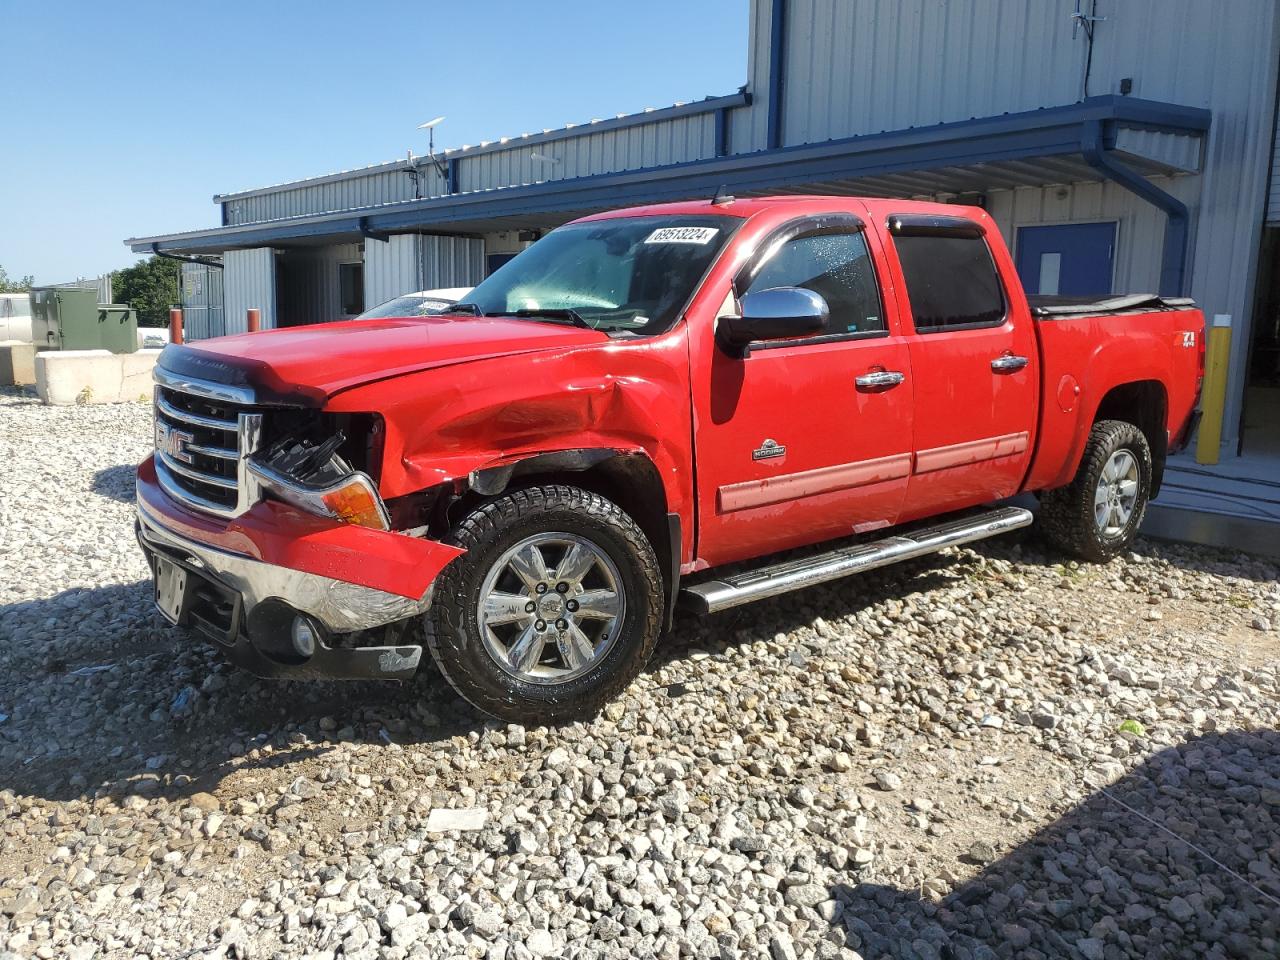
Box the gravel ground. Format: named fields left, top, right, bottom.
left=1, top=384, right=1279, bottom=960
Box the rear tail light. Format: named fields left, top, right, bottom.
left=1195, top=323, right=1206, bottom=404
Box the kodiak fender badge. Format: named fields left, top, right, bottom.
left=752, top=438, right=786, bottom=461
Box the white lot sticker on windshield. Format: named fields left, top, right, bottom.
left=644, top=226, right=719, bottom=245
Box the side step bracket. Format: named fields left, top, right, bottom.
left=679, top=506, right=1033, bottom=614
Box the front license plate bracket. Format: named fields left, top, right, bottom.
left=154, top=556, right=190, bottom=625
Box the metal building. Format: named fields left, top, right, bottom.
left=127, top=0, right=1280, bottom=532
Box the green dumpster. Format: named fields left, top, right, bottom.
left=28, top=287, right=137, bottom=353
left=97, top=305, right=139, bottom=354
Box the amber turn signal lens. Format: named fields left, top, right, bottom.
left=321, top=480, right=389, bottom=530
left=247, top=459, right=391, bottom=531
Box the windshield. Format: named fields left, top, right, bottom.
left=357, top=295, right=457, bottom=320
left=459, top=214, right=742, bottom=335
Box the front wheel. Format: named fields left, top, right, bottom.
left=1038, top=419, right=1152, bottom=562
left=424, top=484, right=663, bottom=724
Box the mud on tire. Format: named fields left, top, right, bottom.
left=424, top=484, right=663, bottom=724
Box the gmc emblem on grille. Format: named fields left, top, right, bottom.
left=155, top=422, right=195, bottom=464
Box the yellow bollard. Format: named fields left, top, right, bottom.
left=1195, top=314, right=1232, bottom=465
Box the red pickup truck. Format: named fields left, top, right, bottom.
left=137, top=196, right=1202, bottom=722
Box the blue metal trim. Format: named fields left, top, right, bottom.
left=714, top=107, right=730, bottom=158
left=358, top=217, right=390, bottom=243
left=210, top=92, right=752, bottom=203
left=129, top=97, right=1211, bottom=255
left=766, top=0, right=786, bottom=149
left=1081, top=118, right=1190, bottom=295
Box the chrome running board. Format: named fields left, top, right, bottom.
left=680, top=506, right=1033, bottom=614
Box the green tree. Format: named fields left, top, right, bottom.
left=112, top=256, right=180, bottom=326
left=0, top=264, right=33, bottom=293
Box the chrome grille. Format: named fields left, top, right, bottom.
left=152, top=370, right=263, bottom=518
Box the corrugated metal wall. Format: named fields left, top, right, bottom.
left=179, top=262, right=225, bottom=340
left=221, top=115, right=717, bottom=226
left=224, top=166, right=445, bottom=226
left=364, top=234, right=486, bottom=307
left=421, top=235, right=485, bottom=289
left=732, top=0, right=776, bottom=153
left=1113, top=129, right=1202, bottom=175
left=364, top=235, right=420, bottom=309
left=222, top=248, right=276, bottom=332
left=458, top=115, right=716, bottom=193
left=775, top=0, right=1075, bottom=144
left=763, top=1, right=1276, bottom=149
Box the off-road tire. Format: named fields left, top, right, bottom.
left=1039, top=419, right=1152, bottom=563
left=424, top=484, right=663, bottom=724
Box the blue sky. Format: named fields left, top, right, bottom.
left=0, top=1, right=748, bottom=283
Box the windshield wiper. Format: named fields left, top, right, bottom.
left=510, top=308, right=594, bottom=330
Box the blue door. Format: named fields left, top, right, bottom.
left=1015, top=222, right=1116, bottom=297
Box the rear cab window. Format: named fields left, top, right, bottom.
left=889, top=215, right=1006, bottom=333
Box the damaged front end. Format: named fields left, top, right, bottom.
left=138, top=372, right=465, bottom=681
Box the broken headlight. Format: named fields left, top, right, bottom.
left=247, top=428, right=390, bottom=531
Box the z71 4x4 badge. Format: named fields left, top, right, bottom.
left=752, top=438, right=786, bottom=461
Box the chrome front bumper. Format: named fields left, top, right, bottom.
left=136, top=509, right=431, bottom=680
left=137, top=509, right=432, bottom=632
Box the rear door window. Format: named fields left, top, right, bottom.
left=893, top=233, right=1005, bottom=332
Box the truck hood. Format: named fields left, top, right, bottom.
left=156, top=315, right=610, bottom=404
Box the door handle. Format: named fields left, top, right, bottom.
left=855, top=370, right=906, bottom=390
left=991, top=354, right=1030, bottom=373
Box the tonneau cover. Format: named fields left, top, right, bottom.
left=1030, top=293, right=1197, bottom=317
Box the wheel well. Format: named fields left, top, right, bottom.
left=454, top=450, right=677, bottom=623
left=1093, top=380, right=1168, bottom=496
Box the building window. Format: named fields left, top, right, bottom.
left=339, top=261, right=364, bottom=315
left=893, top=234, right=1005, bottom=332
left=745, top=229, right=884, bottom=335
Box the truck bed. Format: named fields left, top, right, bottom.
left=1029, top=293, right=1197, bottom=317
left=1022, top=296, right=1203, bottom=494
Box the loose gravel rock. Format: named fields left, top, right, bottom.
left=2, top=384, right=1279, bottom=959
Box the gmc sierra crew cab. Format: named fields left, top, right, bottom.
left=136, top=196, right=1203, bottom=723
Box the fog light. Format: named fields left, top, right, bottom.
left=291, top=615, right=320, bottom=658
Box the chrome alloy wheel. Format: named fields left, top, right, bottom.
left=1094, top=449, right=1140, bottom=539
left=477, top=533, right=626, bottom=684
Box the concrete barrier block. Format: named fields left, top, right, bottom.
left=35, top=349, right=159, bottom=405
left=121, top=348, right=163, bottom=401
left=0, top=340, right=37, bottom=385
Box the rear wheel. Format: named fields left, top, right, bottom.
left=1039, top=419, right=1152, bottom=562
left=425, top=484, right=663, bottom=724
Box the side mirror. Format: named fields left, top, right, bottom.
left=717, top=286, right=828, bottom=356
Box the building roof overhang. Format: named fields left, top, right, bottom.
left=127, top=96, right=1210, bottom=256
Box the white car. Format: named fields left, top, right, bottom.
left=356, top=287, right=472, bottom=320
left=139, top=327, right=171, bottom=349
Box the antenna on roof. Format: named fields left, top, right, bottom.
left=711, top=184, right=735, bottom=206
left=416, top=116, right=448, bottom=184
